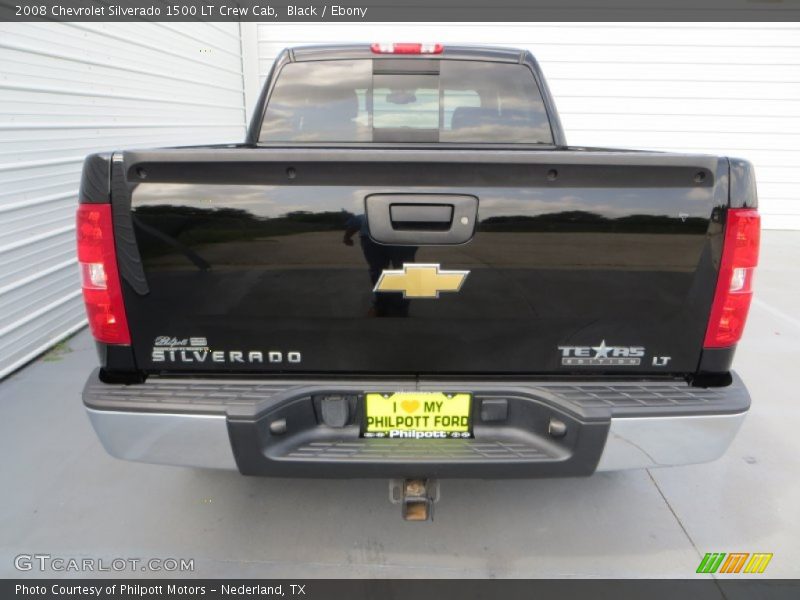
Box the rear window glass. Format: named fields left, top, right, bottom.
left=259, top=59, right=553, bottom=144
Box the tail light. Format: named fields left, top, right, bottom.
left=76, top=204, right=131, bottom=344
left=370, top=43, right=444, bottom=54
left=704, top=208, right=760, bottom=348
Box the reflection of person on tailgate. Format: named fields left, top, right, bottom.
left=343, top=213, right=417, bottom=317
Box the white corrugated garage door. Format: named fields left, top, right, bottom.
left=254, top=23, right=800, bottom=231
left=0, top=23, right=248, bottom=378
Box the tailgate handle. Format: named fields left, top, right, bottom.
left=390, top=204, right=453, bottom=230
left=366, top=194, right=478, bottom=245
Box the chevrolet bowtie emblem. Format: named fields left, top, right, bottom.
left=373, top=263, right=469, bottom=299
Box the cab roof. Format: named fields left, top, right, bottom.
left=288, top=44, right=527, bottom=64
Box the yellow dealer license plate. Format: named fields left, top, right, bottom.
left=364, top=392, right=472, bottom=439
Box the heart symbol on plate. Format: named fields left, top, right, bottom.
left=401, top=400, right=420, bottom=413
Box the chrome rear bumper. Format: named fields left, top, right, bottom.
left=86, top=406, right=747, bottom=472
left=595, top=411, right=746, bottom=471
left=83, top=370, right=750, bottom=476
left=86, top=409, right=236, bottom=470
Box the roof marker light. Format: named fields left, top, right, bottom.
left=370, top=43, right=444, bottom=55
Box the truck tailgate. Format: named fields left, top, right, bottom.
left=114, top=148, right=727, bottom=376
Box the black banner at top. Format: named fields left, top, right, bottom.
left=1, top=0, right=800, bottom=22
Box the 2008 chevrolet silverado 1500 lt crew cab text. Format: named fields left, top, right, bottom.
left=77, top=43, right=759, bottom=518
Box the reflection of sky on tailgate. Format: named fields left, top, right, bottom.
left=133, top=184, right=714, bottom=221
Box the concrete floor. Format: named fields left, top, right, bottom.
left=1, top=231, right=798, bottom=579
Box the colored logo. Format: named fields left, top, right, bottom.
left=696, top=552, right=773, bottom=574
left=373, top=264, right=469, bottom=299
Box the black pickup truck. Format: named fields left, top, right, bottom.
left=77, top=43, right=759, bottom=515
